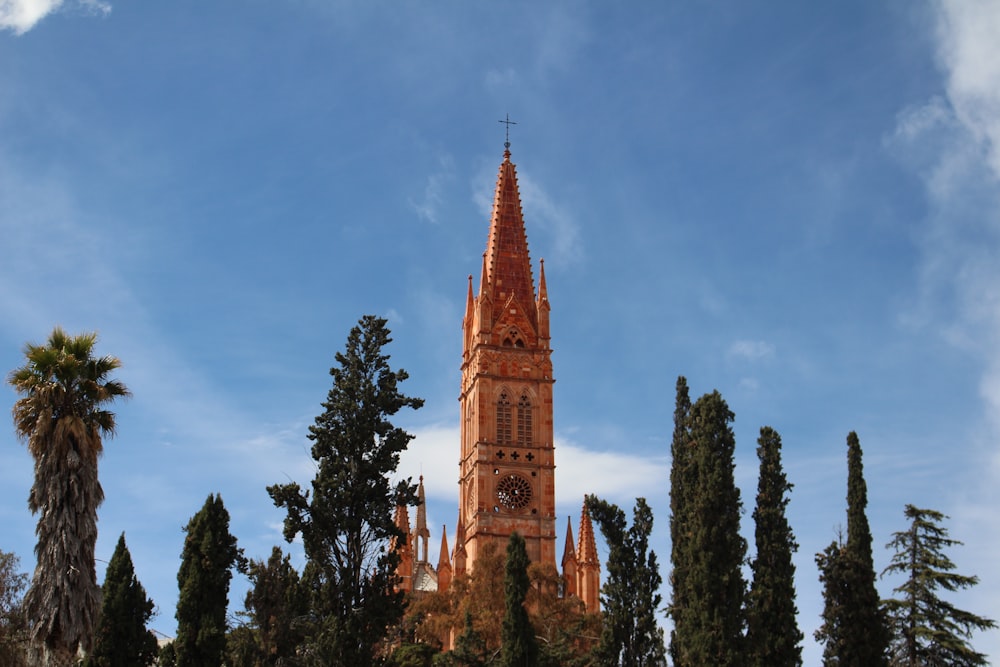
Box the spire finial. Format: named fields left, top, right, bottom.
left=498, top=113, right=517, bottom=151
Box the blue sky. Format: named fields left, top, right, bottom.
left=2, top=0, right=999, bottom=662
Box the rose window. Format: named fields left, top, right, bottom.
left=496, top=474, right=533, bottom=510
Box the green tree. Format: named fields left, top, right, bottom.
left=667, top=376, right=691, bottom=667
left=0, top=550, right=29, bottom=667
left=672, top=390, right=746, bottom=666
left=175, top=494, right=244, bottom=667
left=268, top=315, right=424, bottom=666
left=8, top=327, right=130, bottom=665
left=500, top=533, right=538, bottom=667
left=87, top=533, right=158, bottom=667
left=815, top=432, right=888, bottom=666
left=746, top=427, right=802, bottom=667
left=448, top=611, right=488, bottom=667
left=586, top=495, right=665, bottom=667
left=236, top=546, right=307, bottom=666
left=881, top=505, right=996, bottom=666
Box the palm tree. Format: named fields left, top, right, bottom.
left=7, top=327, right=129, bottom=666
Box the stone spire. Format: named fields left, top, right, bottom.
left=393, top=504, right=413, bottom=592
left=452, top=510, right=468, bottom=578
left=577, top=500, right=600, bottom=613
left=481, top=147, right=537, bottom=331
left=437, top=526, right=452, bottom=592
left=416, top=475, right=430, bottom=563
left=561, top=515, right=578, bottom=599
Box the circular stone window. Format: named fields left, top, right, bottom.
left=496, top=473, right=533, bottom=510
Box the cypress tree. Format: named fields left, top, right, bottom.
left=240, top=546, right=307, bottom=665
left=500, top=533, right=538, bottom=667
left=815, top=432, right=888, bottom=666
left=586, top=496, right=666, bottom=667
left=175, top=494, right=244, bottom=667
left=87, top=533, right=158, bottom=667
left=881, top=505, right=996, bottom=666
left=667, top=376, right=692, bottom=667
left=746, top=427, right=802, bottom=667
left=673, top=390, right=746, bottom=667
left=268, top=315, right=423, bottom=666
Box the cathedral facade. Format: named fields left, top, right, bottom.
left=395, top=144, right=599, bottom=614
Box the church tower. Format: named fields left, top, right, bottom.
left=457, top=143, right=557, bottom=568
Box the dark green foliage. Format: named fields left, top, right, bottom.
left=668, top=376, right=691, bottom=667
left=500, top=533, right=538, bottom=667
left=0, top=550, right=29, bottom=667
left=237, top=546, right=308, bottom=665
left=267, top=315, right=423, bottom=667
left=746, top=427, right=802, bottom=667
left=881, top=505, right=996, bottom=666
left=815, top=432, right=888, bottom=667
left=446, top=611, right=488, bottom=667
left=175, top=494, right=245, bottom=667
left=586, top=496, right=665, bottom=667
left=388, top=642, right=438, bottom=667
left=670, top=390, right=746, bottom=667
left=158, top=642, right=176, bottom=667
left=87, top=533, right=158, bottom=667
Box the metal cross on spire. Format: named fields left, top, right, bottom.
left=498, top=113, right=517, bottom=149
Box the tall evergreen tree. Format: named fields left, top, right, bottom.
left=746, top=427, right=802, bottom=667
left=175, top=494, right=244, bottom=667
left=671, top=390, right=746, bottom=667
left=881, top=505, right=996, bottom=666
left=8, top=328, right=130, bottom=665
left=87, top=533, right=158, bottom=667
left=667, top=376, right=692, bottom=667
left=815, top=432, right=888, bottom=666
left=500, top=533, right=538, bottom=667
left=268, top=315, right=423, bottom=666
left=586, top=495, right=666, bottom=667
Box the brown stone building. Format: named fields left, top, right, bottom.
left=396, top=143, right=600, bottom=614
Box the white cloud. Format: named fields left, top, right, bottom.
left=0, top=0, right=61, bottom=34
left=0, top=0, right=109, bottom=34
left=400, top=423, right=668, bottom=508
left=517, top=172, right=584, bottom=267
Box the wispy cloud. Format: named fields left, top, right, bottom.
left=727, top=339, right=775, bottom=362
left=888, top=3, right=1000, bottom=655
left=409, top=153, right=455, bottom=224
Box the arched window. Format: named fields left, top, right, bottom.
left=502, top=329, right=525, bottom=348
left=517, top=392, right=533, bottom=446
left=497, top=391, right=512, bottom=445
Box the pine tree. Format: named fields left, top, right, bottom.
left=667, top=376, right=692, bottom=667
left=746, top=427, right=802, bottom=667
left=87, top=533, right=158, bottom=667
left=268, top=315, right=423, bottom=666
left=672, top=390, right=746, bottom=667
left=500, top=533, right=538, bottom=667
left=815, top=432, right=888, bottom=666
left=175, top=494, right=244, bottom=667
left=881, top=505, right=996, bottom=666
left=586, top=495, right=666, bottom=667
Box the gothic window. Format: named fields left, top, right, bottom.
left=497, top=391, right=512, bottom=444
left=502, top=329, right=525, bottom=348
left=517, top=392, right=533, bottom=446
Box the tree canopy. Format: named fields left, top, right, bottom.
left=268, top=315, right=423, bottom=666
left=881, top=505, right=996, bottom=666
